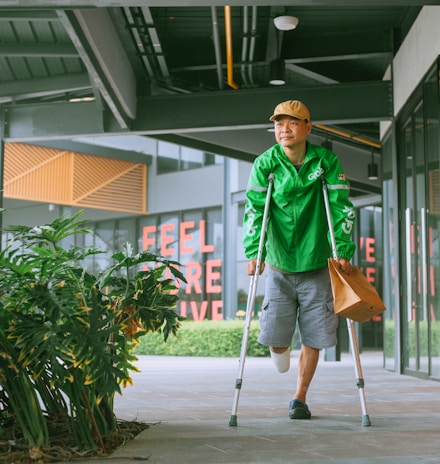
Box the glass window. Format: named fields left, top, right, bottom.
left=236, top=203, right=264, bottom=319
left=158, top=214, right=179, bottom=261
left=358, top=206, right=384, bottom=350
left=156, top=140, right=223, bottom=174
left=206, top=208, right=223, bottom=259
left=115, top=218, right=136, bottom=251
left=205, top=209, right=223, bottom=320
left=382, top=133, right=397, bottom=371
left=157, top=141, right=180, bottom=174
left=178, top=211, right=203, bottom=315
left=93, top=221, right=114, bottom=273
left=205, top=153, right=224, bottom=166
left=424, top=65, right=440, bottom=379
left=181, top=146, right=204, bottom=170
left=393, top=60, right=440, bottom=378
left=82, top=224, right=95, bottom=272
left=137, top=208, right=223, bottom=321
left=139, top=215, right=159, bottom=254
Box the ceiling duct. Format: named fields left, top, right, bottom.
left=224, top=5, right=239, bottom=90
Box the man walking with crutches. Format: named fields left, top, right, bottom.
left=243, top=100, right=355, bottom=420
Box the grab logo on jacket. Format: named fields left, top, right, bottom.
left=342, top=205, right=355, bottom=234
left=308, top=167, right=325, bottom=181
left=245, top=204, right=258, bottom=237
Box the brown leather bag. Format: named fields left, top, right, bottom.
left=328, top=258, right=386, bottom=322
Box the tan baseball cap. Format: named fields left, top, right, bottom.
left=269, top=100, right=310, bottom=121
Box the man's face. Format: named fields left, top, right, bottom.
left=274, top=116, right=312, bottom=149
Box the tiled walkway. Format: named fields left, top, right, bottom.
left=78, top=351, right=440, bottom=463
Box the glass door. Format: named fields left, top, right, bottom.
left=424, top=66, right=440, bottom=379
left=400, top=102, right=429, bottom=375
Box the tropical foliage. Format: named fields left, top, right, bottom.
left=0, top=211, right=185, bottom=459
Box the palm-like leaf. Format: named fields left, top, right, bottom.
left=0, top=211, right=186, bottom=454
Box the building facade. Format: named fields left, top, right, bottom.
left=1, top=6, right=440, bottom=380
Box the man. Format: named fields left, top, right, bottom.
left=243, top=100, right=355, bottom=420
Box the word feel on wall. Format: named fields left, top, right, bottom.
left=143, top=220, right=222, bottom=321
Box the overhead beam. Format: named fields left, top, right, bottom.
left=0, top=10, right=58, bottom=20
left=286, top=64, right=338, bottom=84
left=132, top=81, right=393, bottom=132
left=0, top=43, right=78, bottom=58
left=0, top=73, right=92, bottom=103
left=0, top=0, right=436, bottom=7
left=152, top=134, right=256, bottom=163
left=56, top=8, right=136, bottom=128
left=5, top=101, right=107, bottom=141
left=173, top=52, right=392, bottom=73
left=287, top=52, right=393, bottom=65
left=4, top=81, right=392, bottom=141
left=27, top=140, right=153, bottom=165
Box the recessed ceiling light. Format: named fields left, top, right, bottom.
left=68, top=97, right=95, bottom=103
left=273, top=16, right=299, bottom=31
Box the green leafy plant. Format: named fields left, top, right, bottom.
left=0, top=211, right=186, bottom=459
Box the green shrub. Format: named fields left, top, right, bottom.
left=384, top=319, right=440, bottom=358
left=134, top=320, right=270, bottom=357
left=0, top=212, right=185, bottom=455
left=384, top=319, right=395, bottom=358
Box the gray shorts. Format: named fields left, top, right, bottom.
left=258, top=266, right=338, bottom=350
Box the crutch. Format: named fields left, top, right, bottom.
left=229, top=173, right=274, bottom=427
left=321, top=177, right=371, bottom=427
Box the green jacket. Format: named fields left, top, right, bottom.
left=243, top=142, right=356, bottom=272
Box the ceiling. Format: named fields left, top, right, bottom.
left=0, top=1, right=433, bottom=196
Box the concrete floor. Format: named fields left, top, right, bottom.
left=69, top=351, right=440, bottom=464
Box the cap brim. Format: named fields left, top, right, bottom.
left=269, top=113, right=305, bottom=121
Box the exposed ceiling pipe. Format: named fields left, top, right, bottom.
left=125, top=6, right=189, bottom=94
left=315, top=124, right=381, bottom=149
left=140, top=7, right=171, bottom=86
left=224, top=5, right=239, bottom=90
left=247, top=6, right=258, bottom=86
left=211, top=6, right=224, bottom=90
left=123, top=7, right=155, bottom=79
left=240, top=6, right=249, bottom=87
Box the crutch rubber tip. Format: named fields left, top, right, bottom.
left=229, top=415, right=238, bottom=427
left=362, top=414, right=371, bottom=426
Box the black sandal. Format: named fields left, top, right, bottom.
left=288, top=399, right=311, bottom=419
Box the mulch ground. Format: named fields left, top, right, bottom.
left=0, top=419, right=149, bottom=463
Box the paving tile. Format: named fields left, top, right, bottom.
left=60, top=352, right=440, bottom=464
left=88, top=353, right=440, bottom=464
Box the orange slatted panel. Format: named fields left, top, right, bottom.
left=4, top=142, right=147, bottom=214
left=5, top=145, right=72, bottom=204
left=75, top=163, right=147, bottom=213
left=5, top=144, right=62, bottom=182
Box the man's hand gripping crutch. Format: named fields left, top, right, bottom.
left=229, top=173, right=274, bottom=427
